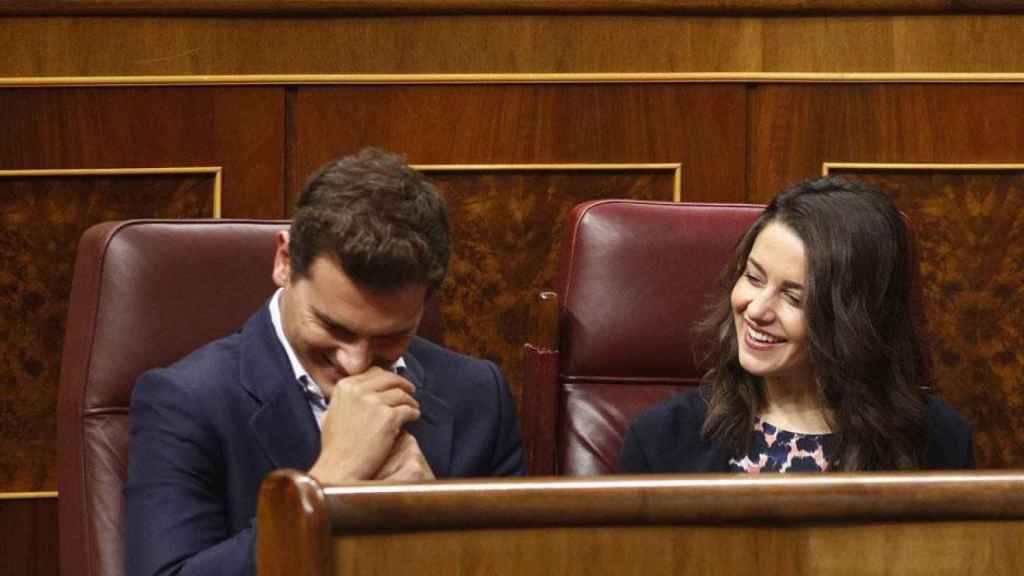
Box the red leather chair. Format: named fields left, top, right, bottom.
left=522, top=200, right=763, bottom=476
left=55, top=218, right=443, bottom=576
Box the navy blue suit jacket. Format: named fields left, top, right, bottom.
left=619, top=387, right=975, bottom=473
left=125, top=304, right=524, bottom=576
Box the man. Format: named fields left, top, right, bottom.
left=124, top=148, right=525, bottom=575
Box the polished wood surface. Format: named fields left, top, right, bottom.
left=0, top=87, right=284, bottom=217
left=4, top=1, right=1024, bottom=16
left=0, top=496, right=58, bottom=576
left=750, top=84, right=1024, bottom=198
left=291, top=85, right=745, bottom=202
left=4, top=15, right=1024, bottom=77
left=258, top=469, right=1024, bottom=575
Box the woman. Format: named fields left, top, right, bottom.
left=618, top=177, right=974, bottom=473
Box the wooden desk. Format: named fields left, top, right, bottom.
left=257, top=470, right=1024, bottom=575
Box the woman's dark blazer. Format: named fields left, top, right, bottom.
left=618, top=387, right=976, bottom=473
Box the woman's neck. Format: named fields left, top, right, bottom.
left=760, top=376, right=832, bottom=434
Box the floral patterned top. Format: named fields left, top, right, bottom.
left=729, top=417, right=834, bottom=473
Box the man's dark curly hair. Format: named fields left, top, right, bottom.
left=289, top=148, right=450, bottom=291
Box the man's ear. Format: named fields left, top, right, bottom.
left=272, top=230, right=291, bottom=288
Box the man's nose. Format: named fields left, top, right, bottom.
left=334, top=340, right=373, bottom=376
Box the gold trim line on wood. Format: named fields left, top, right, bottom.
left=823, top=162, right=1024, bottom=175
left=0, top=166, right=224, bottom=218
left=0, top=491, right=58, bottom=500
left=5, top=73, right=1024, bottom=88
left=415, top=162, right=683, bottom=202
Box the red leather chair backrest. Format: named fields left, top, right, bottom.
left=554, top=200, right=763, bottom=475
left=57, top=220, right=288, bottom=576
left=56, top=219, right=443, bottom=576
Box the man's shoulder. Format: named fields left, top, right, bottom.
left=407, top=336, right=498, bottom=377
left=405, top=336, right=507, bottom=406
left=162, top=332, right=244, bottom=378
left=135, top=307, right=274, bottom=399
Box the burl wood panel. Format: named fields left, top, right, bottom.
left=750, top=85, right=1024, bottom=468
left=0, top=496, right=58, bottom=576
left=827, top=168, right=1024, bottom=469
left=0, top=173, right=215, bottom=492
left=0, top=87, right=285, bottom=218
left=3, top=14, right=1024, bottom=76
left=430, top=169, right=676, bottom=410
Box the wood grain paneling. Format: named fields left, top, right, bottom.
left=257, top=470, right=1024, bottom=575
left=750, top=85, right=1024, bottom=199
left=0, top=87, right=284, bottom=218
left=0, top=496, right=58, bottom=576
left=333, top=521, right=1024, bottom=575
left=824, top=166, right=1024, bottom=469
left=3, top=15, right=1024, bottom=77
left=0, top=173, right=217, bottom=492
left=292, top=84, right=745, bottom=203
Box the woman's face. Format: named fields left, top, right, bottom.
left=731, top=222, right=814, bottom=389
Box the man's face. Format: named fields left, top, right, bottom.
left=272, top=232, right=428, bottom=399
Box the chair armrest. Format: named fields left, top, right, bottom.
left=522, top=290, right=560, bottom=475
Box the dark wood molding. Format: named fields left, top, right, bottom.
left=1, top=0, right=1022, bottom=17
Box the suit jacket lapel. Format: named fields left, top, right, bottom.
left=240, top=306, right=321, bottom=471
left=402, top=348, right=454, bottom=478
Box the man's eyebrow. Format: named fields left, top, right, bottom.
left=311, top=305, right=418, bottom=338
left=312, top=307, right=351, bottom=333
left=748, top=257, right=805, bottom=291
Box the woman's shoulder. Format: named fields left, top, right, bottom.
left=923, top=394, right=976, bottom=469
left=925, top=394, right=971, bottom=433
left=619, top=385, right=724, bottom=473
left=630, top=386, right=710, bottom=433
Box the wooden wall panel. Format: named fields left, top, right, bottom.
left=825, top=167, right=1024, bottom=469
left=751, top=86, right=1024, bottom=467
left=0, top=86, right=284, bottom=494
left=293, top=84, right=746, bottom=408
left=291, top=85, right=745, bottom=203
left=750, top=85, right=1024, bottom=199
left=0, top=87, right=285, bottom=218
left=3, top=15, right=1024, bottom=77
left=0, top=496, right=58, bottom=576
left=0, top=173, right=217, bottom=492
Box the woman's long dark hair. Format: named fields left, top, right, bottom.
left=700, top=177, right=929, bottom=470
